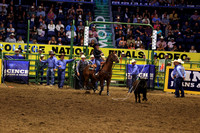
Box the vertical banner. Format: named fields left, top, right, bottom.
left=4, top=60, right=30, bottom=84
left=164, top=67, right=200, bottom=94
left=126, top=65, right=155, bottom=88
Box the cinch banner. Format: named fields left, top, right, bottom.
left=164, top=67, right=200, bottom=94
left=0, top=42, right=200, bottom=61
left=4, top=60, right=30, bottom=84
left=126, top=65, right=155, bottom=88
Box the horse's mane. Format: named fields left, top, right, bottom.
left=105, top=53, right=113, bottom=64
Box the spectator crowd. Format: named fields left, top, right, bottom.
left=0, top=0, right=95, bottom=46
left=112, top=0, right=200, bottom=52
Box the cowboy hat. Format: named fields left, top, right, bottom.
left=81, top=55, right=86, bottom=58
left=131, top=59, right=136, bottom=63
left=90, top=54, right=94, bottom=58
left=39, top=49, right=43, bottom=51
left=49, top=51, right=55, bottom=55
left=15, top=49, right=19, bottom=52
left=160, top=36, right=164, bottom=39
left=9, top=33, right=15, bottom=36
left=59, top=53, right=65, bottom=58
left=172, top=59, right=184, bottom=64
left=41, top=54, right=44, bottom=57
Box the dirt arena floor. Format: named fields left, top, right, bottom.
left=0, top=83, right=200, bottom=133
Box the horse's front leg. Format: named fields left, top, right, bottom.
left=99, top=79, right=104, bottom=95
left=106, top=78, right=111, bottom=96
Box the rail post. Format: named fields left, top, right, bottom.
left=26, top=20, right=30, bottom=59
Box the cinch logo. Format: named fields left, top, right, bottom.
left=170, top=71, right=200, bottom=82
left=6, top=69, right=28, bottom=74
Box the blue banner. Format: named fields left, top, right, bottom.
left=126, top=65, right=155, bottom=88
left=167, top=68, right=200, bottom=92
left=4, top=60, right=29, bottom=84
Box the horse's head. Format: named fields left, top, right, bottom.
left=110, top=52, right=119, bottom=63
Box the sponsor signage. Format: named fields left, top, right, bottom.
left=0, top=43, right=200, bottom=61
left=126, top=64, right=155, bottom=88
left=164, top=67, right=200, bottom=94
left=4, top=60, right=29, bottom=83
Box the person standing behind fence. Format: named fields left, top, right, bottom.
left=57, top=53, right=76, bottom=89
left=39, top=54, right=46, bottom=85
left=40, top=51, right=57, bottom=86
left=13, top=49, right=24, bottom=58
left=129, top=59, right=139, bottom=93
left=76, top=55, right=88, bottom=89
left=172, top=59, right=186, bottom=98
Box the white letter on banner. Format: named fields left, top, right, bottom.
left=99, top=40, right=108, bottom=48
left=20, top=70, right=24, bottom=73
left=185, top=71, right=191, bottom=81
left=0, top=43, right=3, bottom=50
left=97, top=30, right=107, bottom=39
left=192, top=71, right=200, bottom=82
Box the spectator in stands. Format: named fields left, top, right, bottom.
left=154, top=20, right=161, bottom=29
left=156, top=36, right=167, bottom=49
left=0, top=23, right=5, bottom=35
left=78, top=29, right=84, bottom=41
left=193, top=22, right=200, bottom=35
left=156, top=26, right=162, bottom=37
left=86, top=11, right=93, bottom=21
left=0, top=5, right=7, bottom=15
left=30, top=14, right=36, bottom=29
left=114, top=6, right=122, bottom=18
left=47, top=8, right=56, bottom=20
left=128, top=42, right=135, bottom=49
left=48, top=36, right=57, bottom=45
left=165, top=25, right=174, bottom=38
left=183, top=27, right=193, bottom=38
left=77, top=21, right=84, bottom=32
left=76, top=4, right=83, bottom=14
left=66, top=21, right=76, bottom=32
left=68, top=5, right=75, bottom=14
left=79, top=39, right=84, bottom=46
left=115, top=30, right=123, bottom=40
left=145, top=26, right=152, bottom=38
left=182, top=21, right=190, bottom=31
left=118, top=36, right=127, bottom=48
left=17, top=36, right=24, bottom=43
left=190, top=10, right=199, bottom=23
left=152, top=14, right=161, bottom=24
left=177, top=45, right=185, bottom=52
left=136, top=25, right=145, bottom=39
left=6, top=24, right=15, bottom=34
left=157, top=42, right=165, bottom=51
left=57, top=38, right=62, bottom=45
left=189, top=46, right=197, bottom=53
left=123, top=7, right=130, bottom=22
left=32, top=39, right=37, bottom=44
left=5, top=33, right=16, bottom=43
left=167, top=38, right=176, bottom=51
left=0, top=34, right=4, bottom=42
left=127, top=36, right=135, bottom=47
left=137, top=44, right=145, bottom=50
left=172, top=45, right=178, bottom=51
left=142, top=15, right=150, bottom=24
left=161, top=13, right=169, bottom=33
left=66, top=27, right=77, bottom=43
left=114, top=16, right=122, bottom=31
left=89, top=39, right=96, bottom=47
left=77, top=11, right=83, bottom=23
left=174, top=23, right=181, bottom=35
left=169, top=10, right=179, bottom=24
left=28, top=6, right=36, bottom=18
left=37, top=25, right=45, bottom=37
left=89, top=26, right=98, bottom=38
left=37, top=6, right=45, bottom=17
left=56, top=20, right=64, bottom=32
left=37, top=14, right=44, bottom=26
left=40, top=20, right=47, bottom=30
left=143, top=10, right=151, bottom=19
left=89, top=32, right=97, bottom=44
left=30, top=25, right=37, bottom=39
left=135, top=36, right=142, bottom=49
left=57, top=27, right=66, bottom=39
left=48, top=20, right=55, bottom=32
left=0, top=12, right=6, bottom=23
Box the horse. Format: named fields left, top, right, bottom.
left=132, top=79, right=148, bottom=103
left=82, top=52, right=119, bottom=95
left=95, top=52, right=119, bottom=96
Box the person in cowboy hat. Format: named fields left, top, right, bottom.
left=89, top=54, right=95, bottom=65
left=93, top=43, right=103, bottom=75
left=76, top=54, right=89, bottom=89
left=129, top=59, right=139, bottom=93
left=40, top=51, right=57, bottom=86
left=38, top=49, right=43, bottom=55
left=13, top=48, right=24, bottom=58
left=172, top=59, right=186, bottom=98
left=56, top=53, right=76, bottom=89
left=5, top=33, right=16, bottom=43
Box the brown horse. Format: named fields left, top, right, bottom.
left=96, top=52, right=119, bottom=96
left=83, top=52, right=119, bottom=95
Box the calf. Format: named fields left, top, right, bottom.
left=132, top=79, right=148, bottom=103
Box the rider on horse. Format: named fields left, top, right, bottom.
left=93, top=43, right=103, bottom=75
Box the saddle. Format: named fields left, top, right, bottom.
left=89, top=64, right=97, bottom=71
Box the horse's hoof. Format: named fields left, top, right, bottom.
left=107, top=93, right=110, bottom=96
left=99, top=92, right=102, bottom=95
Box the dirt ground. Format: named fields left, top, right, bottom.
left=0, top=83, right=200, bottom=133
